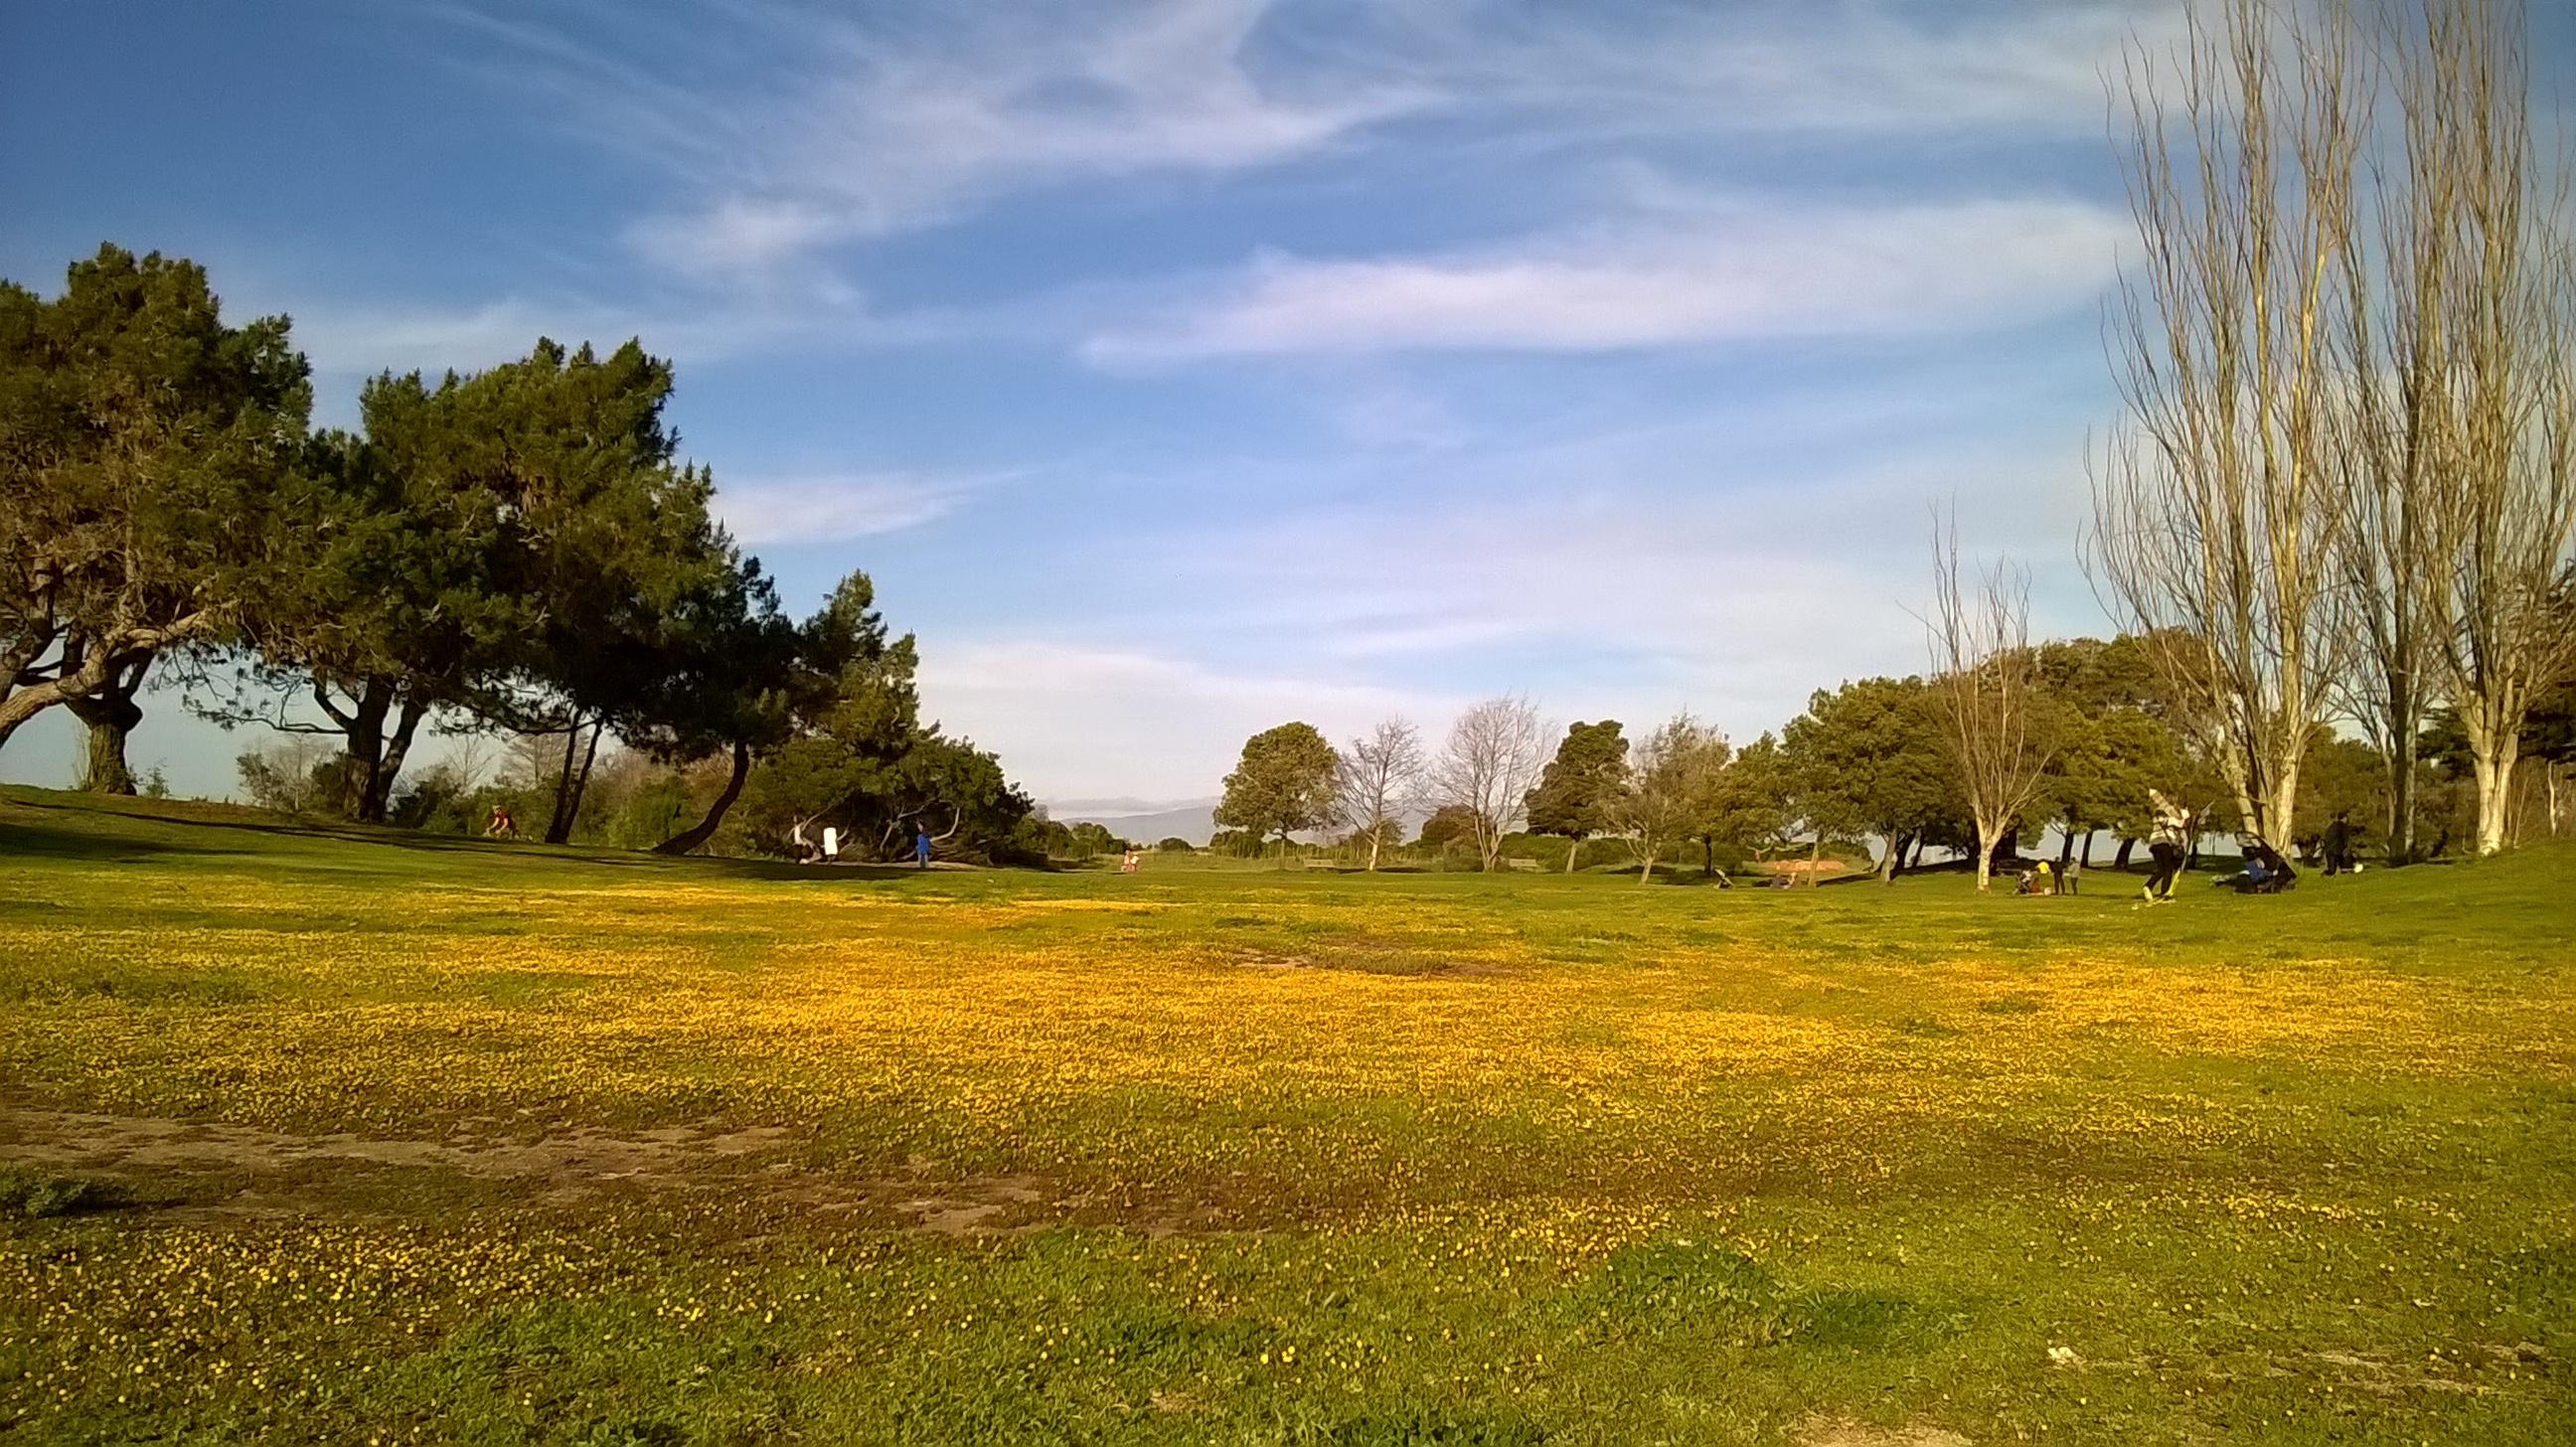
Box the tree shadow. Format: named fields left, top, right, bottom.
left=0, top=790, right=964, bottom=883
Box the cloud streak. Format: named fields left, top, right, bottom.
left=713, top=471, right=995, bottom=544
left=596, top=0, right=1423, bottom=279
left=1085, top=198, right=2127, bottom=360
left=457, top=0, right=2166, bottom=289
left=1451, top=0, right=2172, bottom=140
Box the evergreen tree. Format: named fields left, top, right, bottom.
left=0, top=243, right=309, bottom=766
left=1780, top=677, right=1949, bottom=884
left=1525, top=721, right=1628, bottom=873
left=1213, top=723, right=1341, bottom=855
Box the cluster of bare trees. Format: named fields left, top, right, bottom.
left=1211, top=698, right=1748, bottom=877
left=2092, top=0, right=2576, bottom=862
left=1305, top=699, right=1551, bottom=873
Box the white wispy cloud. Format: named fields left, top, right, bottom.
left=1454, top=0, right=2174, bottom=139
left=256, top=280, right=957, bottom=404
left=1083, top=197, right=2126, bottom=361
left=713, top=471, right=995, bottom=544
left=585, top=0, right=1424, bottom=280
left=456, top=0, right=2169, bottom=291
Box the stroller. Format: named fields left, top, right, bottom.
left=2217, top=842, right=2298, bottom=893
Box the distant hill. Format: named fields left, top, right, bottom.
left=1053, top=799, right=1219, bottom=847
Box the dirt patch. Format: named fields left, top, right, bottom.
left=1228, top=939, right=1512, bottom=978
left=0, top=1107, right=1336, bottom=1237
left=1796, top=1419, right=1971, bottom=1447
left=882, top=1176, right=1047, bottom=1235
left=0, top=1106, right=788, bottom=1204
left=0, top=1105, right=1104, bottom=1235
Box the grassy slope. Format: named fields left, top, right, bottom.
left=1, top=785, right=2570, bottom=1445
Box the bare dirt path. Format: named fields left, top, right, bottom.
left=0, top=1105, right=786, bottom=1187
left=0, top=1105, right=1060, bottom=1233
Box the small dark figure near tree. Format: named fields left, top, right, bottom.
left=2321, top=811, right=2356, bottom=876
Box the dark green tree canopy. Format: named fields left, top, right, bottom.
left=1782, top=680, right=1947, bottom=841
left=1, top=243, right=308, bottom=747
left=1414, top=803, right=1480, bottom=851
left=1706, top=731, right=1792, bottom=857
left=1212, top=722, right=1341, bottom=849
left=2028, top=635, right=2206, bottom=842
left=1525, top=721, right=1628, bottom=842
left=222, top=425, right=520, bottom=819
left=737, top=573, right=1038, bottom=864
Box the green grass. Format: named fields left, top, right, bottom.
left=0, top=784, right=2569, bottom=1445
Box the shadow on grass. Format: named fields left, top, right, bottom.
left=0, top=787, right=967, bottom=884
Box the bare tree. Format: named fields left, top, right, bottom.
left=1928, top=523, right=2050, bottom=892
left=2328, top=0, right=2452, bottom=864
left=2093, top=0, right=2366, bottom=867
left=1336, top=717, right=1425, bottom=871
left=1433, top=696, right=1548, bottom=872
left=1608, top=714, right=1728, bottom=884
left=2396, top=0, right=2576, bottom=856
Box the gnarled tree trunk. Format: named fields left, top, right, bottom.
left=313, top=675, right=429, bottom=823
left=65, top=652, right=150, bottom=794
left=654, top=740, right=751, bottom=856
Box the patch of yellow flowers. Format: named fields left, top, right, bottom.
left=4, top=864, right=2568, bottom=1200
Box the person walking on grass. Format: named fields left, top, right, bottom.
left=914, top=828, right=932, bottom=869
left=2322, top=811, right=2354, bottom=877
left=2142, top=788, right=2190, bottom=904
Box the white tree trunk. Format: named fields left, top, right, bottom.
left=2470, top=736, right=2520, bottom=857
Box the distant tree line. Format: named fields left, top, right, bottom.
left=1, top=243, right=1045, bottom=862
left=1211, top=618, right=2574, bottom=884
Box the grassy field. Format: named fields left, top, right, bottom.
left=1, top=786, right=2570, bottom=1446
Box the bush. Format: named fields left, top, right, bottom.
left=389, top=763, right=476, bottom=832
left=1414, top=805, right=1480, bottom=851
left=1064, top=821, right=1123, bottom=859
left=235, top=736, right=350, bottom=817
left=0, top=1168, right=118, bottom=1219
left=606, top=771, right=694, bottom=850
left=1156, top=837, right=1194, bottom=853
left=1208, top=828, right=1267, bottom=858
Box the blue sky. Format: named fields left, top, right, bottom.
left=13, top=1, right=2548, bottom=810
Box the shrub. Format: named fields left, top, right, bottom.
left=235, top=736, right=350, bottom=817
left=0, top=1168, right=118, bottom=1219
left=607, top=772, right=694, bottom=850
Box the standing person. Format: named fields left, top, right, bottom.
left=2142, top=788, right=2190, bottom=903
left=2322, top=811, right=2353, bottom=876
left=821, top=826, right=840, bottom=864
left=914, top=828, right=932, bottom=869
